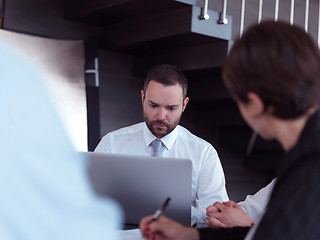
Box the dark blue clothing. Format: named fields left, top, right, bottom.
left=199, top=110, right=320, bottom=239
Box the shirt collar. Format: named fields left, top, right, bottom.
left=142, top=122, right=179, bottom=150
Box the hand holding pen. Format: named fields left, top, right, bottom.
left=141, top=197, right=171, bottom=237
left=140, top=200, right=200, bottom=240
left=148, top=197, right=171, bottom=224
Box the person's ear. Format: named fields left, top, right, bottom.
left=141, top=90, right=145, bottom=104
left=246, top=92, right=264, bottom=116
left=182, top=97, right=189, bottom=112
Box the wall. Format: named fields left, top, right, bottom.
left=1, top=0, right=99, bottom=151
left=3, top=0, right=99, bottom=39
left=98, top=49, right=144, bottom=136
left=0, top=0, right=3, bottom=28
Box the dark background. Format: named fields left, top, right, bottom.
left=3, top=0, right=316, bottom=201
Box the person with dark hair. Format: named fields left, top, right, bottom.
left=95, top=64, right=229, bottom=224
left=139, top=21, right=320, bottom=240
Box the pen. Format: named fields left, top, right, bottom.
left=148, top=197, right=171, bottom=224
left=142, top=198, right=171, bottom=237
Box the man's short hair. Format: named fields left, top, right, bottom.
left=143, top=64, right=188, bottom=99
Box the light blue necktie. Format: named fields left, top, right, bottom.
left=151, top=139, right=163, bottom=157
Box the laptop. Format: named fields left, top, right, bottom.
left=80, top=151, right=192, bottom=227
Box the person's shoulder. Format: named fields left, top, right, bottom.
left=104, top=122, right=144, bottom=138
left=177, top=125, right=213, bottom=147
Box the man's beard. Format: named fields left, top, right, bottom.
left=144, top=115, right=181, bottom=138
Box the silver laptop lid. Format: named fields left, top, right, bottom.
left=81, top=152, right=192, bottom=227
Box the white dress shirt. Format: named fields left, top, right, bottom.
left=238, top=178, right=276, bottom=221
left=95, top=122, right=229, bottom=223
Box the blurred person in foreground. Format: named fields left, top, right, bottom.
left=0, top=39, right=122, bottom=239
left=139, top=20, right=320, bottom=240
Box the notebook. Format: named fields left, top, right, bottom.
left=80, top=151, right=192, bottom=227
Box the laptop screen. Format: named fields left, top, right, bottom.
left=80, top=152, right=192, bottom=227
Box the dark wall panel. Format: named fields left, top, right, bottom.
left=3, top=0, right=99, bottom=40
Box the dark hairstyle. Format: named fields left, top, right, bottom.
left=223, top=21, right=320, bottom=119
left=143, top=64, right=188, bottom=99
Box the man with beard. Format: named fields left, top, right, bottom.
left=94, top=64, right=228, bottom=224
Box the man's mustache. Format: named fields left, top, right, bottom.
left=151, top=120, right=169, bottom=127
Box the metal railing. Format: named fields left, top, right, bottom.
left=198, top=0, right=320, bottom=47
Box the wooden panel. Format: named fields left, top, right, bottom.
left=3, top=0, right=99, bottom=39
left=64, top=0, right=190, bottom=26
left=100, top=5, right=231, bottom=54
left=132, top=40, right=228, bottom=76
left=0, top=0, right=3, bottom=29
left=101, top=6, right=193, bottom=49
